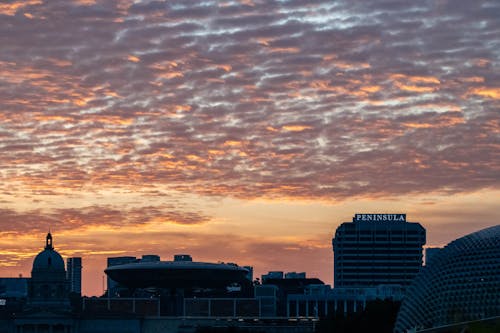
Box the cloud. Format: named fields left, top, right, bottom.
left=0, top=0, right=498, bottom=202
left=0, top=205, right=210, bottom=234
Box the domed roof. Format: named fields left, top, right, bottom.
left=395, top=225, right=500, bottom=332
left=32, top=233, right=65, bottom=272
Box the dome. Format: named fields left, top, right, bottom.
left=32, top=233, right=65, bottom=272
left=394, top=225, right=500, bottom=332
left=32, top=249, right=65, bottom=271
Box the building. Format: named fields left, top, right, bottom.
left=332, top=214, right=426, bottom=288
left=287, top=284, right=404, bottom=318
left=285, top=272, right=306, bottom=279
left=261, top=271, right=284, bottom=282
left=0, top=278, right=29, bottom=317
left=0, top=234, right=320, bottom=333
left=394, top=225, right=500, bottom=333
left=106, top=256, right=137, bottom=296
left=12, top=233, right=73, bottom=333
left=243, top=265, right=254, bottom=282
left=66, top=257, right=82, bottom=295
left=424, top=247, right=441, bottom=266
left=141, top=254, right=160, bottom=262
left=105, top=255, right=250, bottom=292
left=28, top=233, right=69, bottom=308
left=0, top=278, right=28, bottom=299
left=260, top=272, right=324, bottom=317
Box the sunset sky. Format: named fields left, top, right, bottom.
left=0, top=0, right=499, bottom=296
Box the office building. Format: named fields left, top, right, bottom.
left=67, top=257, right=82, bottom=295
left=332, top=213, right=426, bottom=288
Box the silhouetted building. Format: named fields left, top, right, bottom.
left=243, top=266, right=253, bottom=281
left=285, top=272, right=306, bottom=279
left=66, top=257, right=82, bottom=295
left=105, top=255, right=250, bottom=292
left=0, top=278, right=28, bottom=317
left=28, top=233, right=69, bottom=308
left=395, top=225, right=500, bottom=333
left=332, top=214, right=426, bottom=288
left=141, top=254, right=160, bottom=262
left=261, top=272, right=324, bottom=317
left=0, top=234, right=321, bottom=333
left=287, top=284, right=404, bottom=318
left=424, top=247, right=441, bottom=266
left=261, top=271, right=283, bottom=282
left=9, top=233, right=74, bottom=333
left=106, top=256, right=137, bottom=296
left=0, top=278, right=28, bottom=299
left=173, top=254, right=192, bottom=262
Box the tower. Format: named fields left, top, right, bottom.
left=332, top=214, right=426, bottom=288
left=67, top=257, right=82, bottom=295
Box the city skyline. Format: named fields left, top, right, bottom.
left=0, top=0, right=499, bottom=296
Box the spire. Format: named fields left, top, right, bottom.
left=45, top=232, right=54, bottom=250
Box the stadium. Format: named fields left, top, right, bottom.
left=105, top=255, right=252, bottom=298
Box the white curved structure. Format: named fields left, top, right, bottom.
left=394, top=225, right=500, bottom=332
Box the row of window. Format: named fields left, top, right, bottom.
left=337, top=251, right=422, bottom=256
left=335, top=243, right=424, bottom=248
left=337, top=268, right=420, bottom=274
left=338, top=275, right=414, bottom=281
left=336, top=230, right=424, bottom=235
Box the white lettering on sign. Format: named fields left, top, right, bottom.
left=353, top=214, right=406, bottom=222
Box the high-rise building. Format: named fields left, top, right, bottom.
left=332, top=214, right=426, bottom=288
left=66, top=257, right=82, bottom=295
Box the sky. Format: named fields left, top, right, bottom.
left=0, top=0, right=499, bottom=296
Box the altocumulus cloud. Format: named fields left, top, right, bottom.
left=0, top=205, right=210, bottom=234
left=0, top=0, right=498, bottom=201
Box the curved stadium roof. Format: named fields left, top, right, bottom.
left=105, top=260, right=249, bottom=289
left=394, top=225, right=500, bottom=332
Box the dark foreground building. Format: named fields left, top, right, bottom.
left=332, top=214, right=426, bottom=288
left=394, top=225, right=500, bottom=333
left=0, top=234, right=316, bottom=333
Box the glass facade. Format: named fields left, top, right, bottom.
left=67, top=257, right=82, bottom=295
